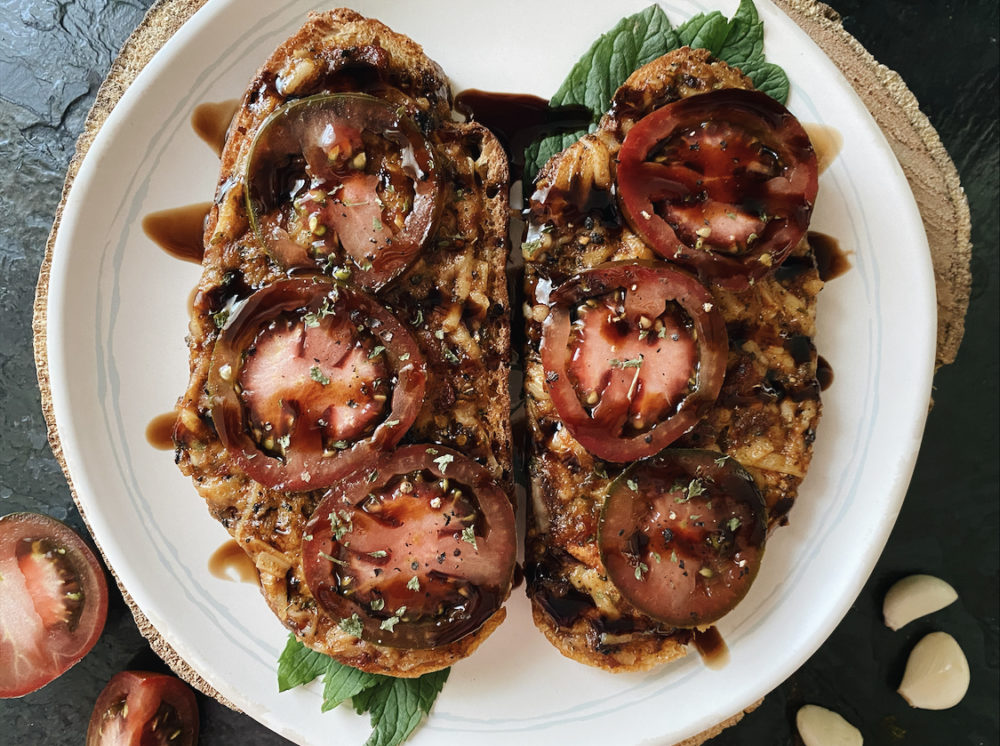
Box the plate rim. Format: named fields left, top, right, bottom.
left=33, top=0, right=937, bottom=743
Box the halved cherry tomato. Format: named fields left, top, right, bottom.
left=598, top=450, right=766, bottom=627
left=302, top=445, right=516, bottom=649
left=245, top=93, right=441, bottom=290
left=209, top=277, right=426, bottom=491
left=0, top=512, right=108, bottom=698
left=86, top=671, right=198, bottom=746
left=617, top=89, right=818, bottom=289
left=540, top=262, right=727, bottom=462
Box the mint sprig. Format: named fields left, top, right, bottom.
left=277, top=634, right=450, bottom=746
left=277, top=634, right=330, bottom=692
left=524, top=0, right=790, bottom=181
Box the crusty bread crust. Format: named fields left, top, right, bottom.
left=523, top=47, right=822, bottom=671
left=174, top=10, right=512, bottom=677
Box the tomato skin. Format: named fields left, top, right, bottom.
left=617, top=89, right=818, bottom=289
left=302, top=445, right=516, bottom=649
left=86, top=671, right=198, bottom=746
left=540, top=262, right=727, bottom=462
left=208, top=277, right=426, bottom=491
left=245, top=93, right=441, bottom=291
left=0, top=512, right=108, bottom=698
left=598, top=450, right=767, bottom=627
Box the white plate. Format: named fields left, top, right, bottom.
left=42, top=0, right=936, bottom=743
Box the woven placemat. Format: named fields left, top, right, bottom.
left=31, top=0, right=972, bottom=742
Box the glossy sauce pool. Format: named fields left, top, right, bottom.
left=208, top=540, right=258, bottom=584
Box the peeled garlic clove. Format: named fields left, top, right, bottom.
left=796, top=704, right=863, bottom=746
left=883, top=574, right=958, bottom=630
left=898, top=631, right=970, bottom=709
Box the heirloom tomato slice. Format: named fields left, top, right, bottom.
left=0, top=512, right=108, bottom=698
left=303, top=445, right=516, bottom=649
left=245, top=93, right=441, bottom=290
left=599, top=449, right=766, bottom=627
left=617, top=89, right=818, bottom=289
left=209, top=277, right=425, bottom=491
left=86, top=671, right=198, bottom=746
left=540, top=262, right=726, bottom=462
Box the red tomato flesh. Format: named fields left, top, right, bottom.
left=540, top=262, right=727, bottom=462
left=599, top=450, right=766, bottom=627
left=617, top=89, right=818, bottom=289
left=87, top=671, right=198, bottom=746
left=246, top=93, right=441, bottom=290
left=239, top=309, right=389, bottom=446
left=303, top=445, right=516, bottom=649
left=567, top=291, right=698, bottom=432
left=209, top=278, right=426, bottom=491
left=0, top=513, right=108, bottom=698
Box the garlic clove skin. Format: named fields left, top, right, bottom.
left=898, top=631, right=970, bottom=710
left=796, top=704, right=863, bottom=746
left=883, top=574, right=958, bottom=630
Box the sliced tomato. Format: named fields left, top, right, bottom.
left=598, top=450, right=766, bottom=627
left=617, top=89, right=818, bottom=289
left=86, top=671, right=198, bottom=746
left=302, top=445, right=516, bottom=649
left=0, top=512, right=108, bottom=698
left=245, top=93, right=441, bottom=290
left=540, top=262, right=727, bottom=462
left=209, top=277, right=426, bottom=491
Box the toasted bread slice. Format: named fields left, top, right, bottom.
left=522, top=48, right=823, bottom=671
left=174, top=10, right=512, bottom=677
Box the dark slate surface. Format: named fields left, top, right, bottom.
left=0, top=1, right=996, bottom=743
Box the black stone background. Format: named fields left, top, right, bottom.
left=0, top=1, right=996, bottom=743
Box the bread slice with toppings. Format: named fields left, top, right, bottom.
left=173, top=9, right=514, bottom=677
left=522, top=47, right=823, bottom=671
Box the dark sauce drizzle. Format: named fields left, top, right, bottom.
left=208, top=540, right=258, bottom=584
left=808, top=231, right=851, bottom=282
left=146, top=410, right=178, bottom=450
left=817, top=356, right=834, bottom=391
left=191, top=99, right=240, bottom=157
left=142, top=202, right=212, bottom=264
left=454, top=90, right=592, bottom=182
left=692, top=625, right=730, bottom=669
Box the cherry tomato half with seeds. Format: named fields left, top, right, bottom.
left=0, top=512, right=108, bottom=698
left=86, top=671, right=198, bottom=746
left=617, top=89, right=818, bottom=289
left=246, top=93, right=441, bottom=291
left=598, top=449, right=766, bottom=627
left=209, top=277, right=426, bottom=491
left=540, top=262, right=727, bottom=462
left=302, top=445, right=516, bottom=649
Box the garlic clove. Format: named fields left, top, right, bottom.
left=883, top=574, right=958, bottom=630
left=898, top=631, right=970, bottom=710
left=796, top=704, right=863, bottom=746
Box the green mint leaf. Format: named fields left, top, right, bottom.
left=676, top=10, right=730, bottom=54
left=524, top=5, right=677, bottom=181
left=321, top=659, right=387, bottom=713
left=745, top=61, right=789, bottom=104
left=718, top=0, right=764, bottom=68
left=719, top=0, right=789, bottom=103
left=276, top=634, right=329, bottom=692
left=352, top=680, right=387, bottom=715
left=364, top=669, right=451, bottom=746
left=525, top=0, right=790, bottom=182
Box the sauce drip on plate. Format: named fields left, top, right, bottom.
left=145, top=410, right=178, bottom=450
left=191, top=99, right=240, bottom=157
left=142, top=203, right=212, bottom=263
left=208, top=540, right=257, bottom=584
